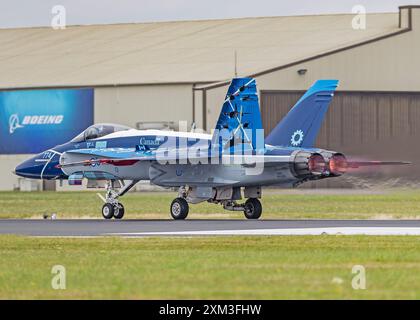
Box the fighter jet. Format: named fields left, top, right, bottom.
left=14, top=78, right=408, bottom=220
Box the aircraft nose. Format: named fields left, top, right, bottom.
left=14, top=152, right=64, bottom=180
left=14, top=156, right=43, bottom=179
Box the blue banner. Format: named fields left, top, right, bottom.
left=0, top=88, right=94, bottom=154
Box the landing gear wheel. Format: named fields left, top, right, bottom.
left=113, top=203, right=125, bottom=219
left=170, top=198, right=189, bottom=220
left=244, top=198, right=262, bottom=220
left=102, top=203, right=114, bottom=220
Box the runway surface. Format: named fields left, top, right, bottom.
left=2, top=219, right=420, bottom=236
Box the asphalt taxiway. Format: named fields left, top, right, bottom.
left=1, top=219, right=420, bottom=236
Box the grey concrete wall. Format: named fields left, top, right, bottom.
left=0, top=155, right=37, bottom=191
left=94, top=84, right=194, bottom=127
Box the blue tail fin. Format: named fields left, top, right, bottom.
left=212, top=78, right=263, bottom=152
left=265, top=80, right=339, bottom=148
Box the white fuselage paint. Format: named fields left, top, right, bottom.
left=61, top=129, right=297, bottom=188
left=93, top=129, right=212, bottom=141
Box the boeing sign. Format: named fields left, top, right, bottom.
left=8, top=114, right=23, bottom=134
left=0, top=88, right=93, bottom=154
left=9, top=114, right=64, bottom=134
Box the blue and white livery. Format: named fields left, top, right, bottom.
left=14, top=78, right=408, bottom=220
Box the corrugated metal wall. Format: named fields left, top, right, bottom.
left=261, top=91, right=420, bottom=148
left=261, top=91, right=420, bottom=187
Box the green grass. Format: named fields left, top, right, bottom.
left=1, top=190, right=420, bottom=219
left=1, top=235, right=420, bottom=299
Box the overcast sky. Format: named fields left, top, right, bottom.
left=0, top=0, right=419, bottom=29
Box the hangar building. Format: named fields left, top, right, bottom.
left=0, top=5, right=419, bottom=190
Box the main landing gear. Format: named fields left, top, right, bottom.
left=222, top=198, right=262, bottom=220
left=170, top=198, right=189, bottom=220
left=169, top=187, right=190, bottom=220
left=168, top=187, right=262, bottom=220
left=243, top=198, right=262, bottom=219
left=101, top=180, right=139, bottom=220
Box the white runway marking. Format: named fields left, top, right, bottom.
left=107, top=227, right=420, bottom=236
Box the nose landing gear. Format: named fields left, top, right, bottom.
left=100, top=180, right=138, bottom=220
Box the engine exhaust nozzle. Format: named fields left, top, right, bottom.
left=308, top=154, right=326, bottom=175
left=292, top=151, right=326, bottom=178
left=329, top=153, right=348, bottom=176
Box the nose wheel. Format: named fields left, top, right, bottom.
left=102, top=203, right=114, bottom=220
left=113, top=203, right=125, bottom=219
left=102, top=203, right=125, bottom=220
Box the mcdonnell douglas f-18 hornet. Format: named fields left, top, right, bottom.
left=14, top=78, right=408, bottom=220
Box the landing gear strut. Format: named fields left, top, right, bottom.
left=101, top=180, right=138, bottom=220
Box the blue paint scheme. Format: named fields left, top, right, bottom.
left=14, top=151, right=63, bottom=179
left=14, top=78, right=338, bottom=181
left=265, top=80, right=339, bottom=148
left=213, top=78, right=263, bottom=152
left=12, top=77, right=410, bottom=221
left=13, top=135, right=212, bottom=179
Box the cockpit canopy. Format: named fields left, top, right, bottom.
left=71, top=123, right=132, bottom=142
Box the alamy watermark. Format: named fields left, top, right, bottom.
left=352, top=265, right=366, bottom=290
left=331, top=265, right=367, bottom=290
left=352, top=5, right=367, bottom=30
left=51, top=5, right=66, bottom=30
left=51, top=265, right=66, bottom=290
left=154, top=127, right=266, bottom=175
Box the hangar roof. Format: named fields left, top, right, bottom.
left=0, top=12, right=401, bottom=89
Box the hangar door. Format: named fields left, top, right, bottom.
left=261, top=91, right=420, bottom=186
left=261, top=91, right=420, bottom=148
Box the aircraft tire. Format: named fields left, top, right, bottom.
left=113, top=203, right=125, bottom=219
left=170, top=198, right=189, bottom=220
left=243, top=198, right=262, bottom=220
left=102, top=203, right=115, bottom=220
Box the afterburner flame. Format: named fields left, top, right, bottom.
left=308, top=154, right=326, bottom=175
left=329, top=153, right=348, bottom=175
